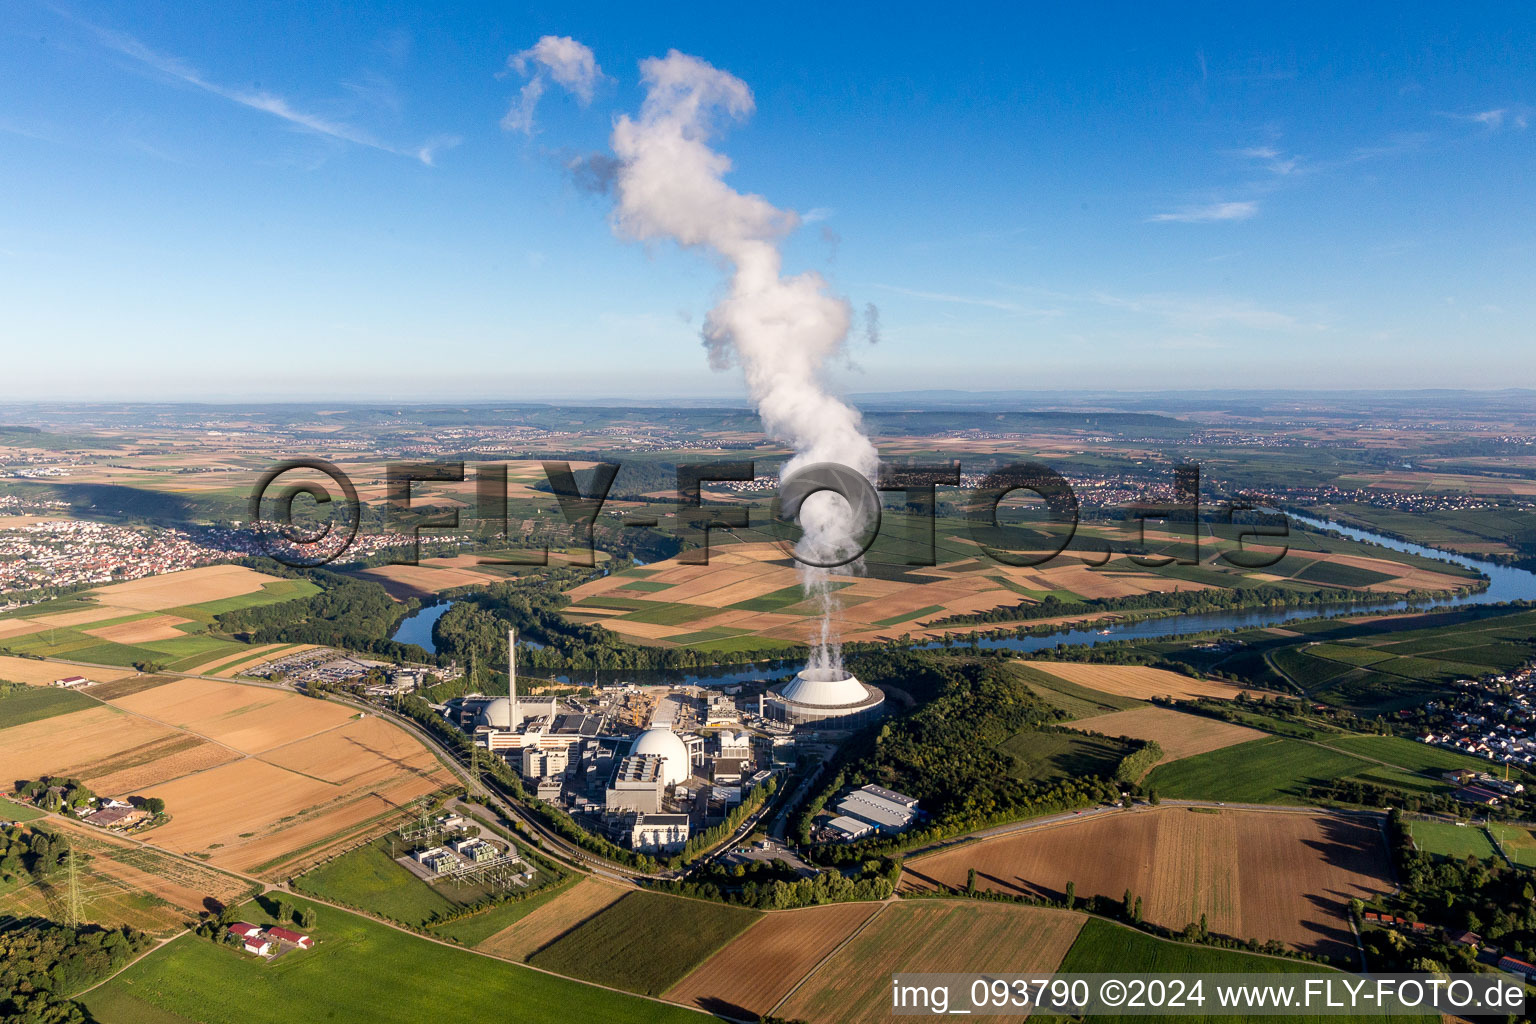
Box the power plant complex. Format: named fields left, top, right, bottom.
left=437, top=631, right=889, bottom=853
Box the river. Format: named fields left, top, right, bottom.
left=548, top=512, right=1536, bottom=688
left=390, top=601, right=451, bottom=655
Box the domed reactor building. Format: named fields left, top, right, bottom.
left=764, top=667, right=885, bottom=728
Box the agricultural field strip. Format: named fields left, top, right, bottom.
left=664, top=900, right=887, bottom=1016
left=901, top=806, right=1389, bottom=959
left=763, top=901, right=893, bottom=1018
left=67, top=684, right=248, bottom=761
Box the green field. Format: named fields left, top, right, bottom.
left=0, top=794, right=43, bottom=821
left=1489, top=823, right=1536, bottom=867
left=999, top=730, right=1135, bottom=783
left=292, top=837, right=459, bottom=926
left=434, top=874, right=582, bottom=946
left=528, top=891, right=758, bottom=996
left=615, top=602, right=719, bottom=626
left=1007, top=662, right=1143, bottom=720
left=1408, top=819, right=1495, bottom=860
left=872, top=604, right=945, bottom=628
left=1144, top=736, right=1373, bottom=804
left=0, top=684, right=97, bottom=728
left=83, top=894, right=705, bottom=1024
left=616, top=580, right=675, bottom=593
left=1318, top=734, right=1511, bottom=779
left=1038, top=918, right=1433, bottom=1023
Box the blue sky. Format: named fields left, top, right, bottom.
left=2, top=2, right=1533, bottom=400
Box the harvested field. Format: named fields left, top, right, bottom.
left=901, top=807, right=1391, bottom=958
left=476, top=877, right=630, bottom=961
left=138, top=754, right=438, bottom=874
left=258, top=715, right=445, bottom=788
left=358, top=563, right=502, bottom=599
left=1019, top=661, right=1253, bottom=701
left=3, top=675, right=452, bottom=877
left=0, top=656, right=134, bottom=686
left=0, top=704, right=216, bottom=789
left=1068, top=706, right=1265, bottom=763
left=84, top=614, right=194, bottom=643
left=779, top=902, right=1082, bottom=1024
left=80, top=732, right=241, bottom=794
left=87, top=565, right=283, bottom=612
left=665, top=901, right=882, bottom=1017
left=108, top=676, right=356, bottom=754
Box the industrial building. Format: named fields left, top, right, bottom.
left=835, top=786, right=919, bottom=833
left=628, top=727, right=692, bottom=786
left=631, top=812, right=691, bottom=852
left=520, top=745, right=570, bottom=781
left=763, top=668, right=886, bottom=728
left=606, top=753, right=666, bottom=814
left=825, top=815, right=874, bottom=841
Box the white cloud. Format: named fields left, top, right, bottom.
left=503, top=36, right=605, bottom=134
left=1238, top=145, right=1299, bottom=175
left=83, top=20, right=448, bottom=165
left=1444, top=107, right=1528, bottom=132
left=1146, top=200, right=1258, bottom=224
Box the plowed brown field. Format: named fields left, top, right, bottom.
left=1068, top=706, right=1264, bottom=762
left=476, top=878, right=630, bottom=961
left=665, top=901, right=882, bottom=1017
left=900, top=806, right=1390, bottom=958
left=778, top=901, right=1082, bottom=1024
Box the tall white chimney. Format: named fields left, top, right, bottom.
left=508, top=628, right=518, bottom=729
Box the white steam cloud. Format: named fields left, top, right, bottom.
left=605, top=49, right=878, bottom=672
left=503, top=36, right=605, bottom=134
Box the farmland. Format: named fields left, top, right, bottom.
left=0, top=702, right=240, bottom=797
left=1142, top=731, right=1500, bottom=805
left=998, top=729, right=1133, bottom=783
left=475, top=876, right=631, bottom=961
left=900, top=806, right=1392, bottom=958
left=1007, top=661, right=1144, bottom=719
left=82, top=895, right=708, bottom=1024
left=664, top=901, right=883, bottom=1018
left=1018, top=661, right=1255, bottom=701
left=1, top=817, right=255, bottom=936
left=1067, top=705, right=1265, bottom=763
left=0, top=566, right=318, bottom=673
left=0, top=675, right=454, bottom=876
left=293, top=835, right=458, bottom=926
left=777, top=901, right=1083, bottom=1024
left=0, top=683, right=96, bottom=728
left=553, top=508, right=1471, bottom=651
left=1143, top=736, right=1376, bottom=804
left=1042, top=918, right=1435, bottom=1023
left=528, top=891, right=759, bottom=996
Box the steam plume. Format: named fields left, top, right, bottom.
left=607, top=50, right=877, bottom=671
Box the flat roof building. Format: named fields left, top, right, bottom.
left=826, top=815, right=874, bottom=841
left=606, top=753, right=665, bottom=815
left=835, top=790, right=917, bottom=832
left=632, top=812, right=690, bottom=853
left=858, top=783, right=918, bottom=808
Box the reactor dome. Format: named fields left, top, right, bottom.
left=778, top=668, right=869, bottom=707
left=630, top=728, right=690, bottom=787
left=474, top=697, right=512, bottom=730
